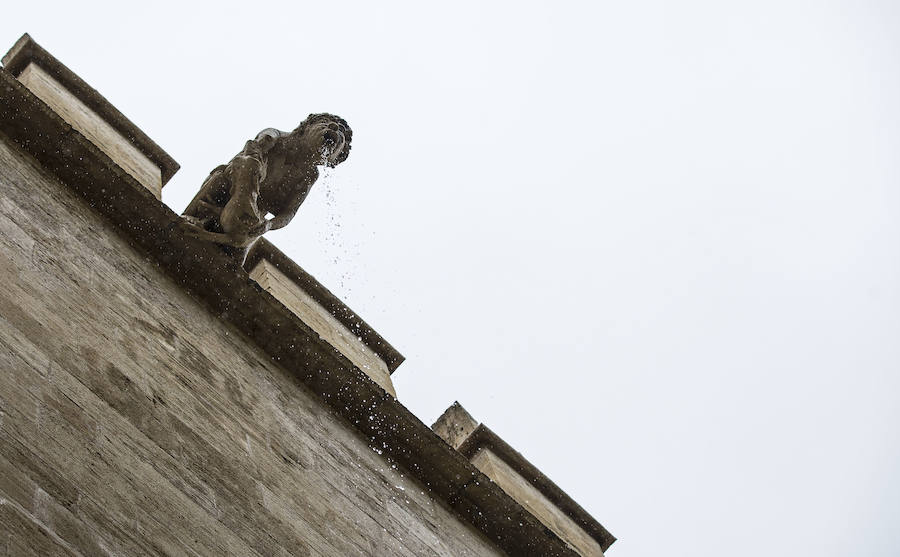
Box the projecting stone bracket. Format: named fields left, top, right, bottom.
left=434, top=403, right=616, bottom=555
left=1, top=33, right=178, bottom=199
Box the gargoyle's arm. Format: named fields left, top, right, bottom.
left=268, top=189, right=310, bottom=231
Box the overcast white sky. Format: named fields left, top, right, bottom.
left=4, top=1, right=899, bottom=555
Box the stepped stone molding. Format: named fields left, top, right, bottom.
left=249, top=258, right=396, bottom=397
left=434, top=403, right=616, bottom=555
left=2, top=33, right=178, bottom=197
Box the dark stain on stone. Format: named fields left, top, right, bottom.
left=102, top=362, right=145, bottom=428
left=79, top=345, right=99, bottom=368
left=176, top=339, right=217, bottom=385
left=42, top=389, right=95, bottom=434
left=222, top=374, right=256, bottom=417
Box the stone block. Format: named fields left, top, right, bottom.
left=1, top=34, right=178, bottom=198
left=433, top=403, right=615, bottom=555
left=471, top=448, right=604, bottom=557
left=15, top=62, right=163, bottom=198
left=249, top=258, right=396, bottom=397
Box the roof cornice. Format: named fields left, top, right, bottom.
left=0, top=66, right=582, bottom=557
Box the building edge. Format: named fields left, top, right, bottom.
left=0, top=60, right=594, bottom=555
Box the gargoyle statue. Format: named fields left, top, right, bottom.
left=181, top=113, right=352, bottom=263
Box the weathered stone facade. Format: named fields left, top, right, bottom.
left=0, top=34, right=614, bottom=556
left=0, top=135, right=505, bottom=556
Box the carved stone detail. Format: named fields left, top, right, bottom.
left=182, top=113, right=351, bottom=262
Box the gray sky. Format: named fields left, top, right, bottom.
left=3, top=1, right=899, bottom=555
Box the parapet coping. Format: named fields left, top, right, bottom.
left=0, top=67, right=584, bottom=557
left=1, top=33, right=180, bottom=184
left=457, top=421, right=616, bottom=552
left=245, top=240, right=404, bottom=373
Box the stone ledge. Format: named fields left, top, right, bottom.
left=0, top=66, right=584, bottom=557
left=245, top=239, right=405, bottom=374
left=435, top=402, right=616, bottom=553
left=248, top=258, right=397, bottom=397
left=2, top=34, right=179, bottom=186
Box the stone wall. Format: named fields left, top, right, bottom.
left=0, top=134, right=505, bottom=556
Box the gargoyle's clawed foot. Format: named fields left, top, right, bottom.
left=179, top=216, right=257, bottom=249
